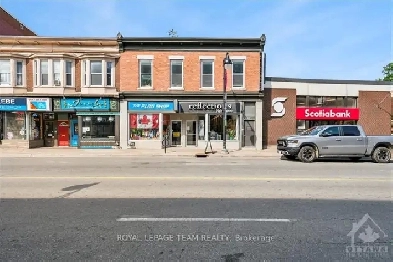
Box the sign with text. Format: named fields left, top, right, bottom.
left=128, top=101, right=175, bottom=112
left=0, top=97, right=27, bottom=111
left=26, top=98, right=52, bottom=111
left=179, top=102, right=241, bottom=114
left=56, top=98, right=111, bottom=111
left=296, top=107, right=360, bottom=120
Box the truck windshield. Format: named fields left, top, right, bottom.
left=300, top=126, right=325, bottom=136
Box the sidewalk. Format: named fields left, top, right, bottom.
left=0, top=147, right=281, bottom=158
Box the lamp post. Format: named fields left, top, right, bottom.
left=222, top=52, right=232, bottom=154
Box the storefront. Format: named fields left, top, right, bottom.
left=176, top=101, right=242, bottom=150
left=0, top=97, right=52, bottom=148
left=296, top=107, right=360, bottom=133
left=52, top=97, right=120, bottom=149
left=121, top=100, right=177, bottom=149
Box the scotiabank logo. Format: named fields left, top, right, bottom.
left=296, top=107, right=360, bottom=120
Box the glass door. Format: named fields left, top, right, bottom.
left=171, top=120, right=182, bottom=146
left=186, top=120, right=197, bottom=146
left=70, top=119, right=79, bottom=147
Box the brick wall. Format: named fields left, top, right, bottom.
left=358, top=91, right=391, bottom=135
left=0, top=8, right=36, bottom=36
left=263, top=88, right=297, bottom=146
left=119, top=51, right=260, bottom=92
left=26, top=58, right=33, bottom=91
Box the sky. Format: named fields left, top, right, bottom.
left=1, top=0, right=391, bottom=80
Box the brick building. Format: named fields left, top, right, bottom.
left=0, top=36, right=120, bottom=148
left=117, top=34, right=266, bottom=150
left=0, top=7, right=36, bottom=36
left=264, top=77, right=391, bottom=146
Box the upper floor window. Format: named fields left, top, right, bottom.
left=200, top=60, right=214, bottom=89
left=34, top=58, right=74, bottom=87
left=81, top=59, right=115, bottom=87
left=0, top=58, right=25, bottom=87
left=170, top=59, right=183, bottom=89
left=139, top=59, right=152, bottom=89
left=232, top=60, right=245, bottom=88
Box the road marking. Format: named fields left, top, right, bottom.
left=116, top=217, right=295, bottom=222
left=0, top=176, right=389, bottom=182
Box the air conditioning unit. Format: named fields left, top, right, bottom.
left=54, top=80, right=61, bottom=86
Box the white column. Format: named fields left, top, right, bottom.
left=159, top=113, right=163, bottom=141
left=119, top=100, right=128, bottom=149
left=25, top=112, right=30, bottom=141
left=255, top=101, right=263, bottom=150
left=204, top=113, right=209, bottom=141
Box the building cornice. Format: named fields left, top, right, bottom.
left=0, top=36, right=117, bottom=47
left=116, top=33, right=266, bottom=52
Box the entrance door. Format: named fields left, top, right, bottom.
left=243, top=120, right=256, bottom=147
left=186, top=120, right=197, bottom=146
left=44, top=121, right=55, bottom=147
left=171, top=120, right=182, bottom=146
left=70, top=119, right=79, bottom=147
left=58, top=120, right=70, bottom=146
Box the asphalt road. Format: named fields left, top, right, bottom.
left=0, top=157, right=392, bottom=261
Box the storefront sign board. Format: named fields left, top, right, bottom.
left=128, top=101, right=175, bottom=112
left=179, top=102, right=241, bottom=114
left=26, top=98, right=52, bottom=111
left=296, top=107, right=360, bottom=120
left=0, top=97, right=27, bottom=111
left=56, top=98, right=111, bottom=111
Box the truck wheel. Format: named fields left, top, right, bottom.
left=371, top=147, right=391, bottom=163
left=349, top=157, right=362, bottom=162
left=283, top=155, right=297, bottom=160
left=298, top=146, right=316, bottom=163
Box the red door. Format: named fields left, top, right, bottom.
left=58, top=121, right=70, bottom=146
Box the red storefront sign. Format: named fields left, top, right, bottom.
left=296, top=107, right=360, bottom=120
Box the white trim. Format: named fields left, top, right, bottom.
left=170, top=59, right=183, bottom=89
left=139, top=59, right=153, bottom=89
left=168, top=55, right=184, bottom=60
left=200, top=59, right=214, bottom=89
left=231, top=59, right=245, bottom=89
left=0, top=58, right=12, bottom=87
left=266, top=81, right=391, bottom=96
left=137, top=55, right=154, bottom=60
left=230, top=56, right=247, bottom=60
left=81, top=59, right=115, bottom=88
left=33, top=58, right=76, bottom=88
left=199, top=56, right=215, bottom=60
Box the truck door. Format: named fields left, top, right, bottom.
left=339, top=126, right=366, bottom=155
left=318, top=126, right=342, bottom=155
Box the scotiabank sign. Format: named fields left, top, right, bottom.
left=296, top=107, right=360, bottom=120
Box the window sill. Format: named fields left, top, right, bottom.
left=231, top=87, right=246, bottom=90
left=169, top=87, right=184, bottom=91
left=84, top=86, right=115, bottom=88
left=199, top=87, right=215, bottom=91
left=137, top=87, right=154, bottom=90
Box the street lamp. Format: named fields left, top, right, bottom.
left=222, top=52, right=232, bottom=154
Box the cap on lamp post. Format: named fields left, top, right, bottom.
left=223, top=52, right=232, bottom=70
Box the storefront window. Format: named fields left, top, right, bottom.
left=346, top=97, right=357, bottom=107
left=3, top=112, right=26, bottom=140
left=30, top=113, right=42, bottom=140
left=129, top=114, right=159, bottom=140
left=209, top=115, right=237, bottom=140
left=198, top=115, right=205, bottom=140
left=82, top=115, right=115, bottom=138
left=296, top=96, right=306, bottom=107
left=162, top=114, right=170, bottom=137
left=322, top=97, right=337, bottom=107
left=309, top=96, right=323, bottom=107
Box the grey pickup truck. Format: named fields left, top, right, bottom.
left=277, top=125, right=393, bottom=163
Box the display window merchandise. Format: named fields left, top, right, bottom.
left=1, top=112, right=26, bottom=140
left=82, top=115, right=115, bottom=139
left=129, top=114, right=159, bottom=140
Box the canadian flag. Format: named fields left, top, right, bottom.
left=130, top=114, right=159, bottom=129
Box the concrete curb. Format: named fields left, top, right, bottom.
left=0, top=153, right=280, bottom=158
